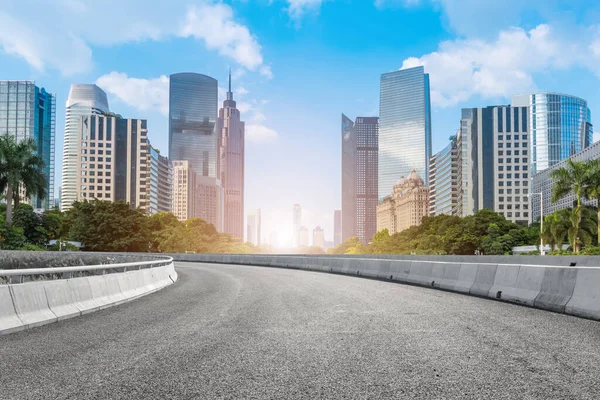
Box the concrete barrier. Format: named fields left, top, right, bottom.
left=439, top=263, right=462, bottom=290
left=499, top=265, right=545, bottom=307
left=565, top=268, right=600, bottom=319
left=431, top=263, right=446, bottom=288
left=43, top=280, right=81, bottom=320
left=534, top=268, right=578, bottom=313
left=487, top=264, right=520, bottom=302
left=407, top=261, right=434, bottom=286
left=10, top=282, right=57, bottom=328
left=454, top=263, right=478, bottom=293
left=469, top=264, right=498, bottom=297
left=389, top=260, right=412, bottom=282
left=0, top=285, right=22, bottom=334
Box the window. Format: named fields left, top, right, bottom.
left=515, top=173, right=520, bottom=178
left=499, top=166, right=504, bottom=171
left=498, top=135, right=504, bottom=141
left=499, top=174, right=504, bottom=179
left=523, top=173, right=528, bottom=178
left=499, top=197, right=504, bottom=202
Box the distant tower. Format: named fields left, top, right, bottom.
left=247, top=208, right=262, bottom=246
left=293, top=204, right=302, bottom=247
left=218, top=70, right=245, bottom=239
left=312, top=226, right=325, bottom=248
left=333, top=210, right=342, bottom=246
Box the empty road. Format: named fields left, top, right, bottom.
left=1, top=262, right=599, bottom=399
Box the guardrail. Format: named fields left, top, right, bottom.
left=0, top=255, right=177, bottom=335
left=0, top=257, right=174, bottom=284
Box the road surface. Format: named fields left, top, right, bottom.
left=1, top=262, right=599, bottom=399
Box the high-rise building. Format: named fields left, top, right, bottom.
left=376, top=170, right=429, bottom=234
left=169, top=73, right=218, bottom=178
left=61, top=114, right=153, bottom=210
left=379, top=66, right=432, bottom=200
left=298, top=226, right=309, bottom=248
left=333, top=209, right=342, bottom=246
left=195, top=176, right=224, bottom=231
left=293, top=204, right=302, bottom=247
left=0, top=81, right=55, bottom=210
left=247, top=209, right=261, bottom=246
left=148, top=146, right=172, bottom=215
left=62, top=84, right=110, bottom=211
left=312, top=226, right=325, bottom=248
left=429, top=133, right=459, bottom=216
left=341, top=114, right=378, bottom=244
left=457, top=106, right=530, bottom=224
left=172, top=160, right=196, bottom=221
left=532, top=140, right=600, bottom=221
left=512, top=93, right=593, bottom=174
left=218, top=71, right=245, bottom=238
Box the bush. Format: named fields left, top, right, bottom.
left=19, top=244, right=45, bottom=251
left=581, top=246, right=600, bottom=256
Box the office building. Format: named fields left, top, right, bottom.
left=195, top=176, right=224, bottom=231
left=312, top=226, right=325, bottom=248
left=169, top=73, right=218, bottom=178
left=379, top=66, right=432, bottom=200
left=341, top=114, right=378, bottom=244
left=532, top=140, right=600, bottom=221
left=298, top=226, right=309, bottom=247
left=172, top=160, right=196, bottom=221
left=376, top=170, right=429, bottom=234
left=218, top=72, right=245, bottom=238
left=148, top=146, right=172, bottom=215
left=333, top=209, right=342, bottom=246
left=293, top=204, right=302, bottom=247
left=247, top=209, right=261, bottom=246
left=0, top=81, right=55, bottom=209
left=512, top=93, right=593, bottom=174
left=62, top=84, right=110, bottom=211
left=458, top=106, right=530, bottom=224
left=429, top=133, right=459, bottom=216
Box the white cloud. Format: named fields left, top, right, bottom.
left=246, top=124, right=279, bottom=142
left=0, top=0, right=268, bottom=76
left=401, top=24, right=598, bottom=107
left=96, top=72, right=169, bottom=116
left=285, top=0, right=325, bottom=19
left=237, top=102, right=253, bottom=113
left=259, top=65, right=274, bottom=79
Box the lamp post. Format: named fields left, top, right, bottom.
left=529, top=192, right=544, bottom=255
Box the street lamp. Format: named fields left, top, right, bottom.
left=528, top=192, right=544, bottom=255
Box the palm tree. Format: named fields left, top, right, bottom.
left=542, top=209, right=571, bottom=251
left=583, top=158, right=600, bottom=242
left=551, top=159, right=592, bottom=252
left=0, top=134, right=47, bottom=225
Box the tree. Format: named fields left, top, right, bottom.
left=0, top=134, right=47, bottom=225
left=583, top=158, right=600, bottom=242
left=551, top=159, right=593, bottom=252
left=542, top=210, right=571, bottom=251
left=12, top=204, right=47, bottom=245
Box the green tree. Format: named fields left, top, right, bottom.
left=0, top=134, right=47, bottom=225
left=582, top=158, right=600, bottom=242
left=551, top=159, right=594, bottom=252
left=12, top=204, right=47, bottom=245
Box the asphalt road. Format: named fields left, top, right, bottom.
left=1, top=262, right=600, bottom=400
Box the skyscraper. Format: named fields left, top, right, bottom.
left=333, top=209, right=342, bottom=246
left=195, top=176, right=224, bottom=231
left=429, top=133, right=459, bottom=216
left=169, top=73, right=218, bottom=178
left=312, top=226, right=325, bottom=248
left=298, top=226, right=309, bottom=248
left=247, top=209, right=261, bottom=246
left=512, top=93, right=593, bottom=174
left=218, top=71, right=245, bottom=239
left=0, top=81, right=55, bottom=210
left=148, top=146, right=172, bottom=215
left=62, top=84, right=110, bottom=211
left=458, top=106, right=530, bottom=224
left=293, top=204, right=302, bottom=247
left=341, top=114, right=378, bottom=244
left=172, top=160, right=196, bottom=221
left=379, top=66, right=432, bottom=200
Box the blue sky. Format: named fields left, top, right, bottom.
left=3, top=0, right=600, bottom=245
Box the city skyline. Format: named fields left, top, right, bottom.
left=5, top=1, right=600, bottom=242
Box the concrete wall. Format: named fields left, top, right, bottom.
left=0, top=263, right=177, bottom=335
left=169, top=254, right=600, bottom=321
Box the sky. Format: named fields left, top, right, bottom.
left=3, top=0, right=600, bottom=246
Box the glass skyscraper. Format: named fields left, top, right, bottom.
left=0, top=81, right=56, bottom=210
left=379, top=66, right=431, bottom=201
left=169, top=73, right=218, bottom=178
left=512, top=93, right=592, bottom=174
left=428, top=134, right=458, bottom=216
left=341, top=114, right=378, bottom=244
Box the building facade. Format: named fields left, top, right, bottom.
left=247, top=209, right=261, bottom=246
left=458, top=106, right=530, bottom=224
left=512, top=93, right=592, bottom=174
left=341, top=114, right=378, bottom=244
left=333, top=209, right=342, bottom=246
left=0, top=81, right=56, bottom=209
left=62, top=84, right=110, bottom=211
left=169, top=73, right=218, bottom=178
left=195, top=176, right=224, bottom=231
left=379, top=66, right=432, bottom=200
left=172, top=160, right=196, bottom=221
left=376, top=170, right=429, bottom=234
left=531, top=140, right=600, bottom=221
left=147, top=146, right=172, bottom=215
left=312, top=226, right=325, bottom=248
left=293, top=204, right=302, bottom=247
left=218, top=72, right=245, bottom=238
left=298, top=226, right=309, bottom=248
left=429, top=134, right=459, bottom=216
